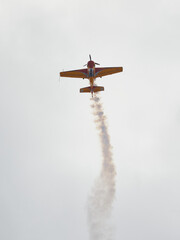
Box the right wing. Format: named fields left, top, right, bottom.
left=60, top=69, right=88, bottom=79
left=95, top=67, right=123, bottom=78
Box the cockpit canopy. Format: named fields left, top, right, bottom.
left=88, top=68, right=94, bottom=77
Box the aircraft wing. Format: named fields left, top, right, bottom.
left=60, top=69, right=88, bottom=79
left=95, top=67, right=123, bottom=78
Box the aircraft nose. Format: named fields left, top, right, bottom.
left=88, top=61, right=95, bottom=68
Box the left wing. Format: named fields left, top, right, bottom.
left=95, top=67, right=123, bottom=78
left=60, top=69, right=88, bottom=79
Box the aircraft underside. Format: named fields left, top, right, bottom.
left=59, top=55, right=123, bottom=97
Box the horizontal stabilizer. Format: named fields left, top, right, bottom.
left=93, top=86, right=104, bottom=92
left=80, top=86, right=104, bottom=93
left=80, top=86, right=91, bottom=93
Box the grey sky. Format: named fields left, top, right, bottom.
left=0, top=0, right=180, bottom=239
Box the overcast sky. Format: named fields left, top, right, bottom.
left=0, top=0, right=180, bottom=239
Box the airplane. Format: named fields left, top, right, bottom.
left=60, top=55, right=123, bottom=97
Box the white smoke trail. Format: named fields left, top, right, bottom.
left=88, top=95, right=116, bottom=240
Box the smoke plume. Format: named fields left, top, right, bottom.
left=88, top=95, right=116, bottom=240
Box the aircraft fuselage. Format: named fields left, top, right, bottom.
left=87, top=60, right=96, bottom=88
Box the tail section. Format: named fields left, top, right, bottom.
left=80, top=86, right=104, bottom=93
left=80, top=86, right=91, bottom=93
left=92, top=86, right=104, bottom=93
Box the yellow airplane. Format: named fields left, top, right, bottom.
left=60, top=55, right=123, bottom=97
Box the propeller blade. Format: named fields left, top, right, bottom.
left=83, top=64, right=87, bottom=67
left=95, top=62, right=100, bottom=65
left=89, top=54, right=91, bottom=61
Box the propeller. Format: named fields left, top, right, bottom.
left=83, top=54, right=92, bottom=66
left=90, top=54, right=100, bottom=65
left=83, top=54, right=100, bottom=66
